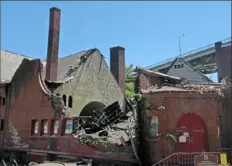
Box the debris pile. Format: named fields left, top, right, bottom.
left=176, top=84, right=225, bottom=96
left=73, top=99, right=138, bottom=152
left=64, top=49, right=95, bottom=80
left=141, top=77, right=232, bottom=97
left=50, top=95, right=66, bottom=115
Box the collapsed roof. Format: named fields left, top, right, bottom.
left=73, top=98, right=138, bottom=153
left=0, top=49, right=92, bottom=83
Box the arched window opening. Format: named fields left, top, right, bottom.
left=0, top=97, right=2, bottom=106
left=2, top=97, right=5, bottom=106
left=62, top=95, right=66, bottom=106
left=1, top=119, right=5, bottom=131
left=80, top=102, right=106, bottom=117
left=68, top=96, right=73, bottom=108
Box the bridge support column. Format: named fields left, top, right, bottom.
left=215, top=42, right=232, bottom=82
left=215, top=41, right=232, bottom=150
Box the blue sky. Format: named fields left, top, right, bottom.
left=1, top=1, right=231, bottom=81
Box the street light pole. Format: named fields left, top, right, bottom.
left=179, top=34, right=185, bottom=57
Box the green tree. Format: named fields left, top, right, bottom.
left=125, top=65, right=141, bottom=100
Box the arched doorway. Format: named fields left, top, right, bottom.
left=176, top=113, right=206, bottom=152
left=80, top=101, right=106, bottom=117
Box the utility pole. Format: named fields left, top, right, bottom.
left=179, top=34, right=185, bottom=57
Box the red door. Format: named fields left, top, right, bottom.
left=176, top=113, right=206, bottom=152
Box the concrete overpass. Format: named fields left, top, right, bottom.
left=146, top=37, right=231, bottom=74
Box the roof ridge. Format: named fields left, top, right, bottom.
left=1, top=48, right=98, bottom=60
left=57, top=48, right=98, bottom=60
left=1, top=49, right=33, bottom=59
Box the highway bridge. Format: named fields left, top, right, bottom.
left=146, top=37, right=231, bottom=75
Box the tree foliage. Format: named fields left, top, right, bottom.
left=125, top=65, right=141, bottom=100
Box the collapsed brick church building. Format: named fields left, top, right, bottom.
left=0, top=7, right=130, bottom=160
left=0, top=6, right=231, bottom=166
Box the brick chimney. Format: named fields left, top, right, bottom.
left=46, top=7, right=61, bottom=81
left=110, top=46, right=126, bottom=94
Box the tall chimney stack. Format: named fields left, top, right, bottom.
left=46, top=7, right=61, bottom=81
left=110, top=46, right=126, bottom=95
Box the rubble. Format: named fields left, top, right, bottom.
left=141, top=77, right=232, bottom=97
left=50, top=95, right=66, bottom=115
left=72, top=98, right=138, bottom=152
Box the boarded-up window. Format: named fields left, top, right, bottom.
left=41, top=120, right=49, bottom=135
left=31, top=120, right=39, bottom=135
left=149, top=116, right=159, bottom=137
left=51, top=119, right=59, bottom=135
left=65, top=119, right=73, bottom=134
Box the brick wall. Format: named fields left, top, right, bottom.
left=0, top=84, right=7, bottom=152
left=2, top=55, right=125, bottom=161
left=138, top=72, right=164, bottom=90
left=140, top=92, right=222, bottom=164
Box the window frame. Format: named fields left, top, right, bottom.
left=40, top=119, right=49, bottom=135
left=50, top=119, right=59, bottom=135
left=31, top=119, right=39, bottom=135
left=62, top=118, right=73, bottom=135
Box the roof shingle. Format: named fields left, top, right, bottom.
left=1, top=49, right=89, bottom=82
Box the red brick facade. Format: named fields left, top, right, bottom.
left=0, top=84, right=7, bottom=152
left=138, top=69, right=223, bottom=164
left=1, top=59, right=135, bottom=163
left=138, top=72, right=163, bottom=90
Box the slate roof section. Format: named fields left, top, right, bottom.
left=1, top=49, right=90, bottom=82
left=1, top=50, right=33, bottom=82
left=41, top=50, right=88, bottom=81
left=135, top=66, right=182, bottom=81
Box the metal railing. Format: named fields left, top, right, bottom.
left=152, top=149, right=232, bottom=166
left=145, top=37, right=232, bottom=70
